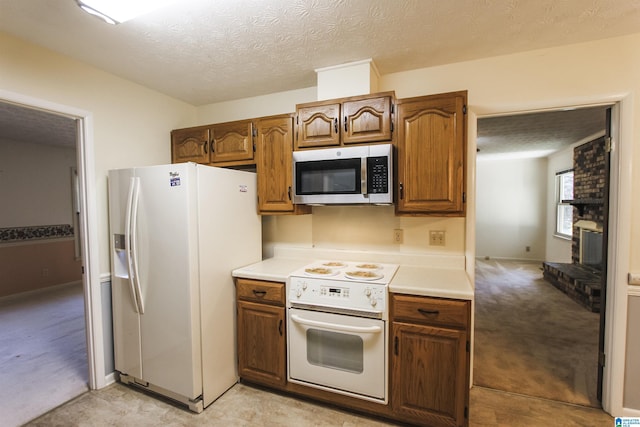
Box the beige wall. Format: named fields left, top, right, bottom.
left=0, top=31, right=197, bottom=274
left=378, top=34, right=640, bottom=413
left=0, top=239, right=82, bottom=297
left=2, top=27, right=639, bottom=411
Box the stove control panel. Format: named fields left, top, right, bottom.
left=288, top=276, right=387, bottom=315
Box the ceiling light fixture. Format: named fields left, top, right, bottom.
left=76, top=0, right=177, bottom=24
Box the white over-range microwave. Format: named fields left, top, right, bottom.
left=292, top=143, right=393, bottom=205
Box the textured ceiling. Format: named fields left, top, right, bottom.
left=1, top=0, right=640, bottom=105
left=0, top=102, right=76, bottom=148
left=0, top=0, right=631, bottom=153
left=477, top=106, right=609, bottom=158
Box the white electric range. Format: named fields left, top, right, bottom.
left=286, top=260, right=399, bottom=403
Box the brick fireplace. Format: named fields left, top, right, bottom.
left=543, top=136, right=606, bottom=312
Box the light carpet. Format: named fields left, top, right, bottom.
left=473, top=259, right=600, bottom=407
left=0, top=283, right=89, bottom=427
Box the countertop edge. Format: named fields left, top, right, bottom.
left=232, top=257, right=474, bottom=301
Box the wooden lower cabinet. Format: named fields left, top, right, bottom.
left=390, top=294, right=470, bottom=427
left=391, top=323, right=468, bottom=426
left=235, top=279, right=471, bottom=426
left=236, top=279, right=286, bottom=387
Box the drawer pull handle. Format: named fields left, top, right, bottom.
left=252, top=290, right=267, bottom=297
left=278, top=319, right=283, bottom=336
left=418, top=308, right=439, bottom=316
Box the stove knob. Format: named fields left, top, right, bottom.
left=296, top=289, right=302, bottom=298
left=364, top=288, right=371, bottom=297
left=370, top=298, right=378, bottom=307
left=302, top=283, right=308, bottom=290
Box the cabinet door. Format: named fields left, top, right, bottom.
left=210, top=120, right=254, bottom=163
left=391, top=322, right=467, bottom=427
left=396, top=91, right=466, bottom=215
left=237, top=300, right=286, bottom=386
left=254, top=116, right=294, bottom=213
left=296, top=103, right=340, bottom=149
left=342, top=95, right=392, bottom=144
left=171, top=127, right=210, bottom=164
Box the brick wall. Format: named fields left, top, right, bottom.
left=571, top=137, right=606, bottom=264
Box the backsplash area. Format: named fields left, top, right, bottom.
left=0, top=224, right=74, bottom=243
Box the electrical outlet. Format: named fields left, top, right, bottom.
left=429, top=230, right=445, bottom=246
left=393, top=229, right=403, bottom=244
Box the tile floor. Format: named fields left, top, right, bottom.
left=26, top=381, right=613, bottom=427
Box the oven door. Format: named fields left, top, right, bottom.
left=287, top=307, right=386, bottom=402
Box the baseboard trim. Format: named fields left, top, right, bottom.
left=103, top=372, right=116, bottom=388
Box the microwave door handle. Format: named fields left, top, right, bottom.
left=290, top=313, right=382, bottom=334
left=361, top=157, right=367, bottom=195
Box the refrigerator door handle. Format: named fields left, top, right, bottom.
left=124, top=177, right=140, bottom=313
left=130, top=177, right=145, bottom=314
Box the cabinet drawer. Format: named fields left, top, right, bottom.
left=236, top=279, right=285, bottom=305
left=391, top=294, right=469, bottom=329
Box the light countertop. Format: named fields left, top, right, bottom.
left=232, top=257, right=311, bottom=282
left=388, top=265, right=473, bottom=300
left=232, top=252, right=473, bottom=301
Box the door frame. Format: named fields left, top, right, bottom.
left=0, top=89, right=106, bottom=389
left=467, top=96, right=631, bottom=416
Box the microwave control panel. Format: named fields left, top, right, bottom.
left=367, top=156, right=389, bottom=194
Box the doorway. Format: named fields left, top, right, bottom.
left=472, top=105, right=611, bottom=408
left=0, top=90, right=105, bottom=422
left=0, top=101, right=90, bottom=425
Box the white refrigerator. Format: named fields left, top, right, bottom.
left=108, top=162, right=261, bottom=412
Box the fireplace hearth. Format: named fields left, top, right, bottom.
left=542, top=136, right=606, bottom=313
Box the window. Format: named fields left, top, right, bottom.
left=556, top=169, right=574, bottom=238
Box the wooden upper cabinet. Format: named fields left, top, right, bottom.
left=256, top=115, right=311, bottom=215
left=396, top=91, right=467, bottom=216
left=295, top=92, right=395, bottom=150
left=171, top=127, right=210, bottom=164
left=342, top=95, right=392, bottom=144
left=296, top=103, right=340, bottom=149
left=210, top=120, right=254, bottom=164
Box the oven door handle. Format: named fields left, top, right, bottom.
left=290, top=314, right=382, bottom=334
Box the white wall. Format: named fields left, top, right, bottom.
left=545, top=141, right=579, bottom=263
left=476, top=156, right=547, bottom=260
left=0, top=138, right=76, bottom=227
left=196, top=87, right=316, bottom=124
